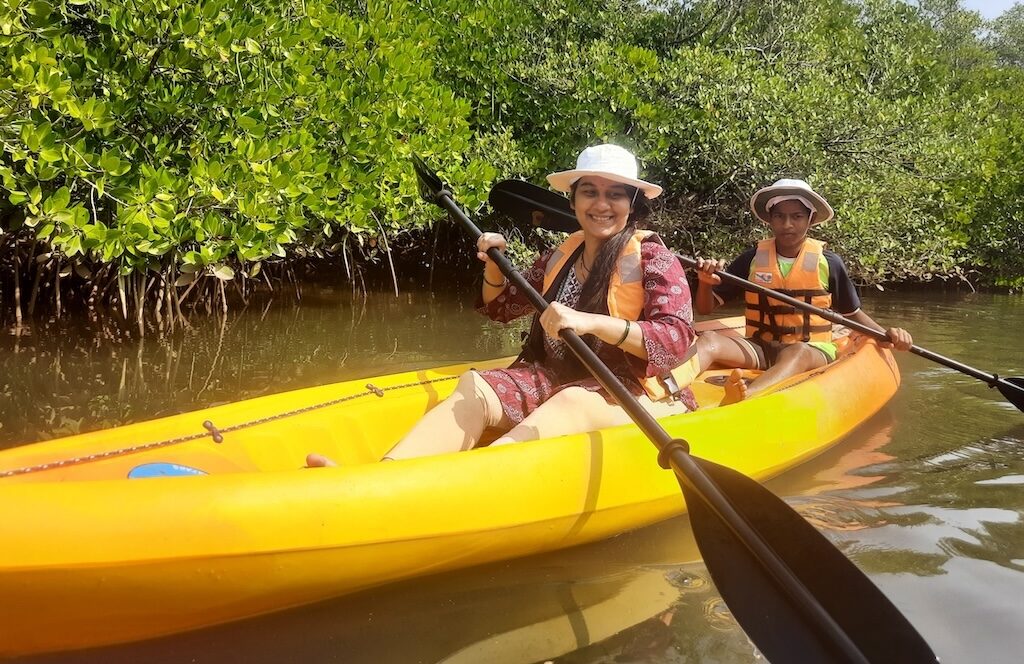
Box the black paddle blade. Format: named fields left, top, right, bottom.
left=488, top=179, right=578, bottom=232
left=997, top=376, right=1024, bottom=412
left=411, top=154, right=445, bottom=204
left=680, top=457, right=937, bottom=664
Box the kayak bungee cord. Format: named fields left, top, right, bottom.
left=0, top=374, right=458, bottom=478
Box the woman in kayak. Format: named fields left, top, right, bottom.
left=307, top=144, right=698, bottom=466
left=691, top=178, right=913, bottom=405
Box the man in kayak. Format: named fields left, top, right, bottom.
left=308, top=144, right=699, bottom=466
left=691, top=178, right=914, bottom=405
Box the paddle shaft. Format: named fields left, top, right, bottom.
left=432, top=188, right=873, bottom=664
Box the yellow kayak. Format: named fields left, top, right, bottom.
left=0, top=316, right=901, bottom=657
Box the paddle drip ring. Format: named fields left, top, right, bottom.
left=657, top=438, right=691, bottom=470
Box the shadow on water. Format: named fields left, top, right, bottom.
left=4, top=289, right=1024, bottom=662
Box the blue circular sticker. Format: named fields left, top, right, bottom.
left=128, top=462, right=207, bottom=479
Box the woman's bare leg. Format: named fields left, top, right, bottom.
left=382, top=370, right=509, bottom=460
left=490, top=386, right=688, bottom=446
left=306, top=371, right=508, bottom=467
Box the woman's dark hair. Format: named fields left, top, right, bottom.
left=571, top=182, right=653, bottom=314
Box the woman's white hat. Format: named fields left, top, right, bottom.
left=547, top=144, right=663, bottom=199
left=750, top=178, right=834, bottom=225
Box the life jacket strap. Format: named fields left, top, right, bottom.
left=515, top=244, right=585, bottom=366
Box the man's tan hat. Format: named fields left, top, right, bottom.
left=750, top=178, right=833, bottom=225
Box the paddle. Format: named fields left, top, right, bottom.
left=487, top=178, right=581, bottom=233
left=415, top=157, right=937, bottom=664
left=489, top=178, right=1024, bottom=413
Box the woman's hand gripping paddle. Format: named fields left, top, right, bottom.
left=415, top=159, right=937, bottom=664
left=489, top=178, right=1024, bottom=413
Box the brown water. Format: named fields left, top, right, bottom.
left=3, top=288, right=1023, bottom=663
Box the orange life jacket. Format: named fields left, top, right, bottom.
left=744, top=237, right=833, bottom=347
left=536, top=230, right=698, bottom=401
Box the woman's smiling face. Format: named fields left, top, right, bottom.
left=571, top=176, right=634, bottom=243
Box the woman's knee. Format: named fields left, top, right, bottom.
left=453, top=371, right=506, bottom=429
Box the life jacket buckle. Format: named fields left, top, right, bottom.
left=661, top=374, right=682, bottom=398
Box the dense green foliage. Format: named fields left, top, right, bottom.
left=2, top=0, right=1023, bottom=325
left=0, top=0, right=496, bottom=323
left=434, top=0, right=1024, bottom=288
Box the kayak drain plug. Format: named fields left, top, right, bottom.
left=203, top=420, right=224, bottom=443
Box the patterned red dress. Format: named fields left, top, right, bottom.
left=476, top=239, right=698, bottom=424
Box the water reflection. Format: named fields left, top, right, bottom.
left=18, top=515, right=744, bottom=664
left=0, top=288, right=526, bottom=448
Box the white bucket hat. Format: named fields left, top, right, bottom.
left=547, top=144, right=663, bottom=199
left=750, top=178, right=834, bottom=225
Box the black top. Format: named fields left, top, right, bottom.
left=712, top=246, right=862, bottom=315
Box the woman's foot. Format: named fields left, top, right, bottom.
left=720, top=368, right=748, bottom=406
left=305, top=453, right=338, bottom=468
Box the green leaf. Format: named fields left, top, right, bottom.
left=175, top=271, right=198, bottom=287
left=99, top=151, right=121, bottom=174
left=83, top=224, right=106, bottom=241
left=65, top=234, right=83, bottom=257
left=237, top=116, right=259, bottom=132
left=48, top=186, right=70, bottom=210
left=26, top=1, right=52, bottom=18
left=212, top=264, right=235, bottom=280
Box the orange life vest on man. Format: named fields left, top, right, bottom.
left=535, top=230, right=698, bottom=401
left=744, top=237, right=833, bottom=347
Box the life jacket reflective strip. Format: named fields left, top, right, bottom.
left=537, top=230, right=697, bottom=401
left=744, top=237, right=833, bottom=346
